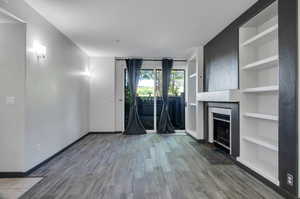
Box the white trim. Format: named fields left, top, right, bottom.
left=237, top=158, right=280, bottom=186
left=0, top=7, right=26, bottom=23
left=146, top=130, right=156, bottom=134
left=175, top=130, right=186, bottom=134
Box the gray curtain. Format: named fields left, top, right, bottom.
left=124, top=59, right=146, bottom=135
left=158, top=59, right=175, bottom=134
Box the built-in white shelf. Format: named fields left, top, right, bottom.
left=241, top=24, right=278, bottom=47
left=242, top=55, right=278, bottom=71
left=239, top=1, right=279, bottom=186
left=187, top=55, right=200, bottom=140
left=189, top=73, right=197, bottom=78
left=243, top=136, right=278, bottom=152
left=237, top=158, right=279, bottom=186
left=242, top=86, right=279, bottom=93
left=244, top=112, right=278, bottom=121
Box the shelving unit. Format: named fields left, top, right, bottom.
left=238, top=1, right=279, bottom=185
left=186, top=48, right=204, bottom=140
left=186, top=57, right=197, bottom=135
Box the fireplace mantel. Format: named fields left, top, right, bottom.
left=197, top=90, right=240, bottom=102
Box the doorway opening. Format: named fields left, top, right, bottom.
left=124, top=68, right=185, bottom=133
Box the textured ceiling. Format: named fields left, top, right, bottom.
left=25, top=0, right=257, bottom=58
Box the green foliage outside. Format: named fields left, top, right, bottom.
left=137, top=70, right=184, bottom=97
left=137, top=87, right=154, bottom=97
left=169, top=70, right=184, bottom=96
left=125, top=69, right=185, bottom=100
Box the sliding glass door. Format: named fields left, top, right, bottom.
left=156, top=69, right=185, bottom=130
left=125, top=70, right=155, bottom=130
left=125, top=68, right=185, bottom=132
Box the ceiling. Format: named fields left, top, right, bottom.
left=24, top=0, right=257, bottom=58
left=0, top=10, right=20, bottom=23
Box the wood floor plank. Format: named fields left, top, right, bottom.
left=20, top=134, right=284, bottom=199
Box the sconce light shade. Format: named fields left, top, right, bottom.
left=33, top=41, right=46, bottom=59
left=83, top=68, right=91, bottom=77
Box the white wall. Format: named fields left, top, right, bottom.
left=89, top=58, right=116, bottom=132
left=0, top=0, right=90, bottom=171
left=0, top=23, right=26, bottom=172
left=25, top=24, right=90, bottom=170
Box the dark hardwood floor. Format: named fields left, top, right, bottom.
left=21, top=134, right=283, bottom=199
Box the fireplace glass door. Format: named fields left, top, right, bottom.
left=213, top=113, right=230, bottom=150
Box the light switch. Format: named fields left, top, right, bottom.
left=6, top=96, right=15, bottom=105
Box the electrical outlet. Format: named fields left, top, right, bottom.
left=287, top=173, right=294, bottom=186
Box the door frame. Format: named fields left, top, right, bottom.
left=115, top=60, right=187, bottom=133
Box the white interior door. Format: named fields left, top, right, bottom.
left=115, top=62, right=125, bottom=132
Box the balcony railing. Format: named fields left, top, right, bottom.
left=125, top=94, right=185, bottom=130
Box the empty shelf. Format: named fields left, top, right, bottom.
left=241, top=25, right=278, bottom=47
left=244, top=113, right=278, bottom=121
left=242, top=86, right=278, bottom=93
left=189, top=103, right=197, bottom=106
left=242, top=55, right=278, bottom=70
left=243, top=136, right=278, bottom=152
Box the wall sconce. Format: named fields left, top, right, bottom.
left=82, top=68, right=91, bottom=77
left=33, top=41, right=46, bottom=59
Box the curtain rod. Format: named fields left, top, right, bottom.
left=115, top=58, right=187, bottom=62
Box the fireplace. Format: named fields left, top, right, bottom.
left=213, top=113, right=230, bottom=150
left=208, top=107, right=232, bottom=154
left=206, top=103, right=239, bottom=157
